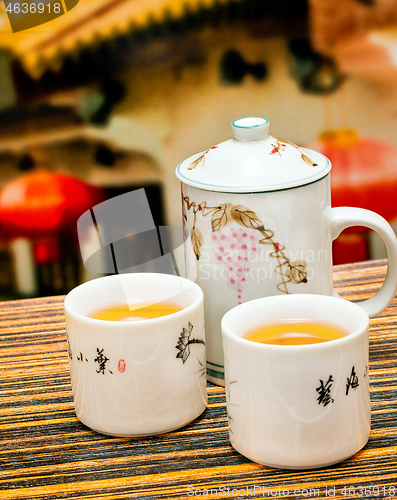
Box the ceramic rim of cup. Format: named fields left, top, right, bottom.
left=64, top=273, right=204, bottom=326
left=221, top=293, right=369, bottom=351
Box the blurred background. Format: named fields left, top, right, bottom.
left=0, top=0, right=397, bottom=300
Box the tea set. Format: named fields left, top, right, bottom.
left=65, top=117, right=397, bottom=469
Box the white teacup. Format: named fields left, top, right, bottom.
left=222, top=294, right=370, bottom=469
left=64, top=273, right=207, bottom=436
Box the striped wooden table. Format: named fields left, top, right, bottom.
left=1, top=260, right=396, bottom=500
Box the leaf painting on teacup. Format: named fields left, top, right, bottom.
left=188, top=136, right=318, bottom=170
left=269, top=139, right=287, bottom=156
left=197, top=357, right=206, bottom=379
left=176, top=322, right=205, bottom=364
left=287, top=261, right=308, bottom=284
left=271, top=136, right=318, bottom=167
left=211, top=203, right=233, bottom=232
left=188, top=149, right=211, bottom=170
left=187, top=140, right=230, bottom=170
left=190, top=226, right=204, bottom=260
left=230, top=205, right=264, bottom=231
left=225, top=369, right=238, bottom=435
left=182, top=196, right=309, bottom=296
left=300, top=153, right=318, bottom=167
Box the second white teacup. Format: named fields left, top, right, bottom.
left=222, top=294, right=371, bottom=469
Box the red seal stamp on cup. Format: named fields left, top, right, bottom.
left=118, top=359, right=126, bottom=373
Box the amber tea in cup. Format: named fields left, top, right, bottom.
left=243, top=320, right=348, bottom=346
left=88, top=301, right=183, bottom=321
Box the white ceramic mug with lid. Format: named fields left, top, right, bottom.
left=175, top=116, right=397, bottom=386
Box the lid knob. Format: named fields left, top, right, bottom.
left=231, top=116, right=269, bottom=142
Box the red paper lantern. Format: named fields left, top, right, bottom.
left=312, top=129, right=397, bottom=264
left=0, top=170, right=104, bottom=238
left=314, top=129, right=397, bottom=223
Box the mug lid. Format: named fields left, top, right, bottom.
left=175, top=117, right=331, bottom=193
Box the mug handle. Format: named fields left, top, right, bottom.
left=331, top=207, right=397, bottom=318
